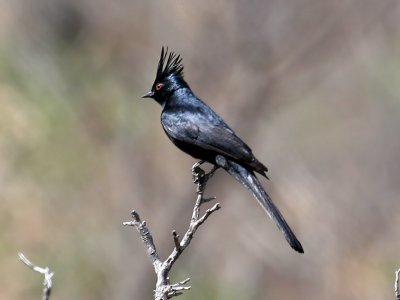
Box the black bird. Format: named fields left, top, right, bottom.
left=142, top=47, right=303, bottom=253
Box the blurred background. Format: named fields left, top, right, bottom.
left=1, top=0, right=400, bottom=299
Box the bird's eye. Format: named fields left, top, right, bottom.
left=155, top=83, right=164, bottom=91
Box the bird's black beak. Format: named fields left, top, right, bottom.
left=142, top=91, right=154, bottom=99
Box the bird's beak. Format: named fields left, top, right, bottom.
left=142, top=91, right=154, bottom=99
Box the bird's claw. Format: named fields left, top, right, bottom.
left=191, top=162, right=220, bottom=194
left=191, top=160, right=206, bottom=184
left=192, top=167, right=207, bottom=194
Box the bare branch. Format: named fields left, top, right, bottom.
left=194, top=203, right=221, bottom=227
left=125, top=162, right=220, bottom=299
left=167, top=278, right=191, bottom=298
left=123, top=210, right=162, bottom=270
left=172, top=230, right=181, bottom=252
left=395, top=268, right=400, bottom=300
left=18, top=252, right=54, bottom=300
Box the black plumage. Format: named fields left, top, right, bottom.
left=142, top=47, right=303, bottom=253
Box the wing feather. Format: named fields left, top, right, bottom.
left=161, top=110, right=255, bottom=164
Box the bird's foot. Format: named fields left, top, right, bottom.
left=191, top=160, right=205, bottom=185
left=192, top=164, right=206, bottom=188
left=192, top=162, right=219, bottom=194
left=191, top=160, right=205, bottom=173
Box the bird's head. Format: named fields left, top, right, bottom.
left=142, top=47, right=188, bottom=105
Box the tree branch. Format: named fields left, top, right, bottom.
left=124, top=162, right=220, bottom=299
left=395, top=268, right=400, bottom=300
left=18, top=252, right=54, bottom=300
left=123, top=210, right=163, bottom=271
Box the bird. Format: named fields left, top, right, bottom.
left=142, top=47, right=303, bottom=253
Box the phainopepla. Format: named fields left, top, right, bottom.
left=142, top=47, right=303, bottom=253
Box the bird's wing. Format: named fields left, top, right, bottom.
left=161, top=109, right=255, bottom=164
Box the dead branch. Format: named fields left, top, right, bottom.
left=395, top=268, right=400, bottom=300
left=18, top=252, right=54, bottom=300
left=123, top=162, right=220, bottom=299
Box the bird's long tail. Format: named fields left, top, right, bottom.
left=215, top=155, right=304, bottom=253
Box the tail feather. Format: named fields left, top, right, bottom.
left=216, top=155, right=304, bottom=253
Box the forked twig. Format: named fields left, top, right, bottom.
left=124, top=162, right=220, bottom=299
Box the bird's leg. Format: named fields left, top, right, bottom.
left=204, top=165, right=219, bottom=181
left=192, top=160, right=206, bottom=186
left=191, top=160, right=205, bottom=173
left=192, top=161, right=220, bottom=196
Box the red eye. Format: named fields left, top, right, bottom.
left=155, top=83, right=164, bottom=91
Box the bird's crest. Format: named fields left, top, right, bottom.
left=156, top=47, right=184, bottom=81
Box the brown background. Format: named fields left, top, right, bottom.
left=1, top=1, right=400, bottom=299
